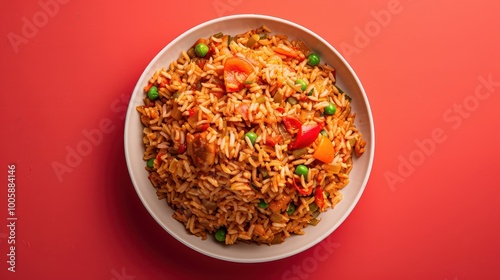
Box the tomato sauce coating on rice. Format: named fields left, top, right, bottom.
left=137, top=26, right=366, bottom=245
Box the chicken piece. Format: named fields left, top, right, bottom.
left=186, top=131, right=217, bottom=172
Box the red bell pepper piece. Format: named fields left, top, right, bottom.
left=314, top=188, right=326, bottom=211
left=236, top=103, right=249, bottom=120
left=289, top=122, right=324, bottom=150
left=292, top=177, right=312, bottom=195
left=276, top=107, right=285, bottom=113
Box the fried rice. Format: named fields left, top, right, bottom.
left=136, top=26, right=366, bottom=245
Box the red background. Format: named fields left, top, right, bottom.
left=1, top=0, right=500, bottom=279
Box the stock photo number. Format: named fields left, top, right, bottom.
left=7, top=164, right=17, bottom=272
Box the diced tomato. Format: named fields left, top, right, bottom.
left=282, top=116, right=302, bottom=134
left=314, top=188, right=326, bottom=211
left=292, top=177, right=312, bottom=195
left=223, top=57, right=254, bottom=92
left=276, top=107, right=285, bottom=113
left=178, top=143, right=187, bottom=154
left=159, top=78, right=169, bottom=88
left=197, top=58, right=206, bottom=69
left=211, top=90, right=225, bottom=99
left=200, top=123, right=209, bottom=131
left=265, top=135, right=282, bottom=147
left=236, top=103, right=249, bottom=120
left=188, top=109, right=196, bottom=117
left=155, top=152, right=163, bottom=162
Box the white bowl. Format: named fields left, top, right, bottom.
left=124, top=14, right=374, bottom=263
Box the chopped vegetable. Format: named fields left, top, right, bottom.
left=320, top=129, right=329, bottom=137
left=258, top=199, right=269, bottom=209
left=195, top=43, right=209, bottom=57
left=286, top=203, right=296, bottom=215
left=314, top=188, right=326, bottom=211
left=171, top=102, right=182, bottom=120
left=278, top=122, right=292, bottom=142
left=223, top=56, right=254, bottom=92
left=282, top=116, right=302, bottom=134
left=255, top=96, right=266, bottom=103
left=324, top=163, right=342, bottom=174
left=144, top=82, right=153, bottom=93
left=274, top=47, right=299, bottom=58
left=212, top=32, right=224, bottom=38
left=259, top=168, right=269, bottom=179
left=215, top=227, right=227, bottom=242
left=295, top=79, right=307, bottom=91
left=265, top=135, right=282, bottom=147
left=147, top=86, right=159, bottom=100
left=295, top=39, right=311, bottom=56
left=308, top=202, right=319, bottom=212
left=307, top=53, right=320, bottom=66
left=324, top=102, right=336, bottom=115
left=273, top=91, right=284, bottom=103
left=270, top=212, right=289, bottom=223
left=245, top=33, right=260, bottom=48
left=236, top=103, right=249, bottom=120
left=286, top=96, right=298, bottom=105
left=299, top=110, right=315, bottom=123
left=313, top=135, right=335, bottom=163
left=292, top=177, right=312, bottom=195
left=245, top=131, right=257, bottom=145
left=146, top=158, right=155, bottom=168
left=294, top=164, right=309, bottom=178
left=289, top=122, right=324, bottom=150
left=291, top=147, right=308, bottom=159
left=186, top=47, right=196, bottom=58
left=309, top=218, right=320, bottom=226
left=178, top=143, right=187, bottom=154
left=269, top=194, right=291, bottom=212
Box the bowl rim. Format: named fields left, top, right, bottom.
left=124, top=13, right=375, bottom=263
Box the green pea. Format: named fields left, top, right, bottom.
left=215, top=227, right=226, bottom=242
left=195, top=43, right=209, bottom=57
left=286, top=203, right=296, bottom=215
left=295, top=164, right=308, bottom=178
left=307, top=53, right=320, bottom=66
left=147, top=86, right=159, bottom=100
left=245, top=131, right=258, bottom=145
left=258, top=199, right=269, bottom=209
left=295, top=79, right=307, bottom=91
left=146, top=158, right=155, bottom=168
left=320, top=129, right=329, bottom=137
left=324, top=102, right=336, bottom=115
